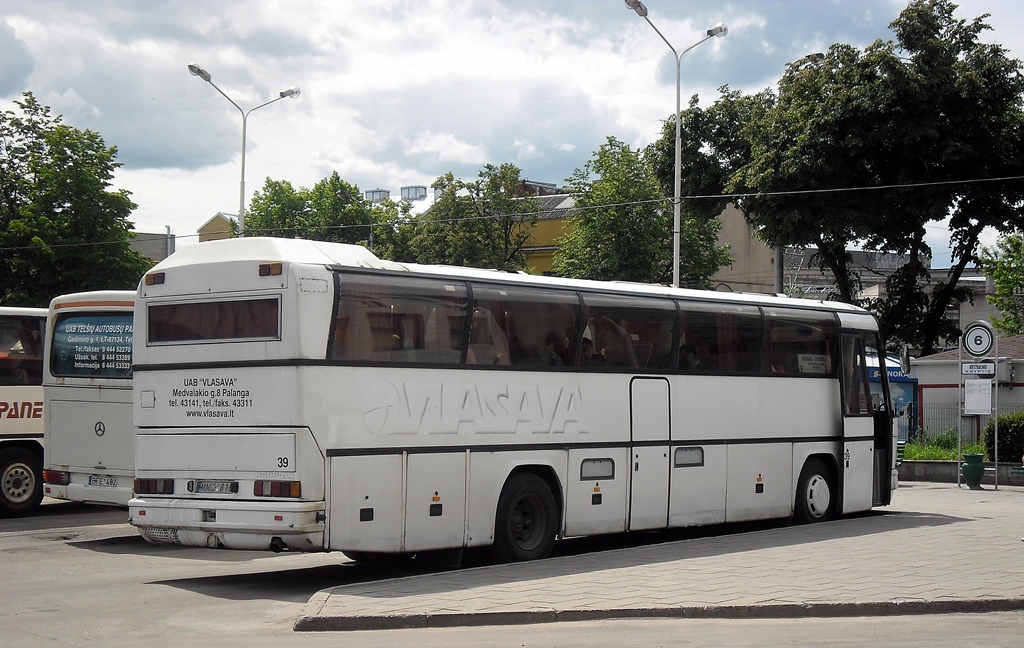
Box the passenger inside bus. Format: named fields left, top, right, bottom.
left=580, top=337, right=604, bottom=367
left=544, top=331, right=570, bottom=366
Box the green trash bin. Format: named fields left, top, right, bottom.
left=961, top=453, right=985, bottom=489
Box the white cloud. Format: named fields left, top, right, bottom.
left=404, top=130, right=488, bottom=165
left=0, top=0, right=1020, bottom=266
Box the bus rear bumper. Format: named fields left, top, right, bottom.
left=128, top=497, right=325, bottom=552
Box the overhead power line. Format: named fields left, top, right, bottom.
left=2, top=173, right=1022, bottom=253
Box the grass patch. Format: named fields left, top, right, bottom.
left=904, top=428, right=985, bottom=461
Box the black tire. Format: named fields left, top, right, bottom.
left=489, top=472, right=558, bottom=563
left=0, top=447, right=43, bottom=517
left=793, top=458, right=836, bottom=524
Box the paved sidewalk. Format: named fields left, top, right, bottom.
left=295, top=482, right=1024, bottom=631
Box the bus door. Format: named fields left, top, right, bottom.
left=839, top=331, right=890, bottom=512
left=628, top=377, right=670, bottom=530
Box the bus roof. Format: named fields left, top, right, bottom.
left=151, top=237, right=406, bottom=273
left=49, top=290, right=136, bottom=311
left=0, top=306, right=47, bottom=317
left=150, top=237, right=869, bottom=315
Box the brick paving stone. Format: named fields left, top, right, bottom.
left=295, top=483, right=1024, bottom=631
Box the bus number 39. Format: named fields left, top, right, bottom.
left=277, top=457, right=289, bottom=468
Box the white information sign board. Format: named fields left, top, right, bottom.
left=964, top=378, right=992, bottom=415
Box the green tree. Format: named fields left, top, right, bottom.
left=245, top=172, right=378, bottom=247
left=555, top=136, right=729, bottom=286
left=864, top=0, right=1024, bottom=353
left=697, top=0, right=1024, bottom=353
left=411, top=163, right=538, bottom=271
left=244, top=178, right=307, bottom=237
left=977, top=233, right=1024, bottom=336
left=0, top=93, right=151, bottom=306
left=306, top=172, right=374, bottom=246
left=368, top=198, right=416, bottom=262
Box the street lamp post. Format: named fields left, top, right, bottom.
left=187, top=63, right=300, bottom=234
left=624, top=1, right=726, bottom=288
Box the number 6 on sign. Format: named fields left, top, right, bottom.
left=962, top=321, right=994, bottom=358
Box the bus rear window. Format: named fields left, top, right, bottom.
left=148, top=299, right=280, bottom=343
left=51, top=312, right=134, bottom=378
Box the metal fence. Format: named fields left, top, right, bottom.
left=915, top=402, right=1022, bottom=443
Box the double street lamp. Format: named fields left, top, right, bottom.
left=624, top=1, right=727, bottom=288
left=187, top=63, right=300, bottom=234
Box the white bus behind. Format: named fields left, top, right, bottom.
left=0, top=306, right=47, bottom=517
left=128, top=237, right=896, bottom=560
left=42, top=291, right=136, bottom=506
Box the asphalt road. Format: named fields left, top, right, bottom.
left=2, top=497, right=1022, bottom=647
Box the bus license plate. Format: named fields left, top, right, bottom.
left=88, top=475, right=117, bottom=488
left=194, top=480, right=237, bottom=494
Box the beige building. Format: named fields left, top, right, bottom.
left=197, top=212, right=235, bottom=242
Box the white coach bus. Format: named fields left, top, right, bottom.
left=42, top=291, right=136, bottom=506
left=128, top=237, right=896, bottom=561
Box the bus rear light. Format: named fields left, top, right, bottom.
left=43, top=470, right=70, bottom=485
left=144, top=272, right=165, bottom=285
left=134, top=478, right=174, bottom=495
left=254, top=480, right=301, bottom=498
left=258, top=262, right=283, bottom=276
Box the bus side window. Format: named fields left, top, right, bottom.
left=332, top=313, right=375, bottom=361
left=581, top=294, right=675, bottom=371
left=471, top=284, right=579, bottom=369
left=468, top=308, right=510, bottom=365
left=678, top=302, right=762, bottom=374
left=424, top=308, right=463, bottom=364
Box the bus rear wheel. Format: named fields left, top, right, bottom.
left=490, top=473, right=557, bottom=563
left=0, top=448, right=43, bottom=517
left=794, top=458, right=836, bottom=524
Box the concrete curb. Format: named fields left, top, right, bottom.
left=294, top=597, right=1024, bottom=631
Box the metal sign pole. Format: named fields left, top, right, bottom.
left=995, top=335, right=999, bottom=490
left=958, top=343, right=963, bottom=488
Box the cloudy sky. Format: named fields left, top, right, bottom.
left=3, top=0, right=1023, bottom=265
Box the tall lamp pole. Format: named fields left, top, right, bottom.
left=624, top=1, right=726, bottom=288
left=187, top=63, right=300, bottom=235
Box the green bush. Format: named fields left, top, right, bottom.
left=983, top=411, right=1024, bottom=465
left=904, top=427, right=985, bottom=461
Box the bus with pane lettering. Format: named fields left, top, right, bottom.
left=128, top=237, right=896, bottom=561
left=0, top=306, right=47, bottom=517
left=42, top=291, right=136, bottom=507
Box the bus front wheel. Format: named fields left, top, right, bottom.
left=794, top=458, right=836, bottom=524
left=490, top=473, right=557, bottom=563
left=0, top=448, right=43, bottom=517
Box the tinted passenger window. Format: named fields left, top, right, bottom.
left=471, top=284, right=580, bottom=368
left=678, top=302, right=762, bottom=373
left=331, top=274, right=468, bottom=365
left=764, top=309, right=836, bottom=376
left=581, top=294, right=676, bottom=370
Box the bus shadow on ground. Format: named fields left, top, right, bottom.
left=68, top=533, right=273, bottom=563
left=0, top=500, right=128, bottom=533
left=135, top=508, right=966, bottom=604
left=147, top=559, right=458, bottom=603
